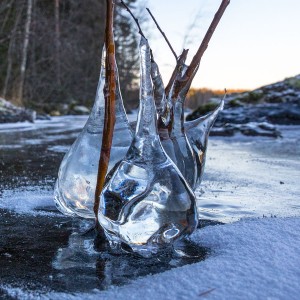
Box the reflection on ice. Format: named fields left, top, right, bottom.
left=52, top=219, right=208, bottom=290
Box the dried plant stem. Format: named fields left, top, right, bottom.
left=171, top=0, right=230, bottom=99
left=146, top=8, right=177, bottom=61
left=94, top=0, right=116, bottom=218
left=120, top=0, right=146, bottom=39
left=165, top=48, right=189, bottom=98
left=186, top=0, right=230, bottom=79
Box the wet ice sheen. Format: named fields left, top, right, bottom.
left=54, top=46, right=133, bottom=218
left=185, top=98, right=224, bottom=186
left=98, top=37, right=198, bottom=257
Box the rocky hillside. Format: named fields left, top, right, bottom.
left=187, top=74, right=300, bottom=137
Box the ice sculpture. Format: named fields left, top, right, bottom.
left=98, top=37, right=198, bottom=257
left=185, top=97, right=225, bottom=186
left=168, top=65, right=198, bottom=190
left=150, top=58, right=197, bottom=189
left=150, top=59, right=177, bottom=164
left=54, top=46, right=133, bottom=218
left=150, top=59, right=171, bottom=127
left=151, top=54, right=224, bottom=189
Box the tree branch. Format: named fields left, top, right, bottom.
left=146, top=8, right=177, bottom=61
left=170, top=0, right=230, bottom=100
left=120, top=0, right=146, bottom=39
left=94, top=0, right=116, bottom=218
left=165, top=48, right=189, bottom=97
left=185, top=0, right=230, bottom=78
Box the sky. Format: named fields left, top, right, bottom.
left=143, top=0, right=300, bottom=90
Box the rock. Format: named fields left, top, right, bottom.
left=36, top=113, right=51, bottom=120
left=58, top=104, right=69, bottom=115
left=210, top=125, right=236, bottom=137
left=50, top=110, right=61, bottom=116
left=267, top=106, right=300, bottom=124
left=71, top=105, right=90, bottom=115
left=239, top=122, right=281, bottom=138
left=209, top=122, right=280, bottom=138
left=0, top=97, right=36, bottom=123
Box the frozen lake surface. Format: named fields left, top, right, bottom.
left=0, top=116, right=299, bottom=299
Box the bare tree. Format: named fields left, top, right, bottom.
left=54, top=0, right=61, bottom=85
left=0, top=0, right=143, bottom=111
left=16, top=0, right=33, bottom=106
left=2, top=3, right=24, bottom=98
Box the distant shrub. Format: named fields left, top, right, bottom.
left=239, top=90, right=264, bottom=104
left=228, top=99, right=242, bottom=107
left=186, top=102, right=218, bottom=121
left=286, top=77, right=300, bottom=90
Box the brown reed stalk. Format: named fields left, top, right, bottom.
left=171, top=0, right=230, bottom=98
left=94, top=0, right=116, bottom=218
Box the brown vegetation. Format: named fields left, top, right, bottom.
left=186, top=88, right=248, bottom=110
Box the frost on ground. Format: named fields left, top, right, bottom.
left=1, top=217, right=299, bottom=300
left=0, top=118, right=299, bottom=299
left=0, top=188, right=59, bottom=216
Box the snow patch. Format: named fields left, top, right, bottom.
left=1, top=217, right=299, bottom=299
left=0, top=188, right=59, bottom=216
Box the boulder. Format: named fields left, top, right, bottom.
left=71, top=105, right=90, bottom=115
left=0, top=98, right=36, bottom=123
left=210, top=122, right=281, bottom=138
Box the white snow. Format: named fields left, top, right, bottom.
left=0, top=116, right=88, bottom=132
left=1, top=217, right=299, bottom=299
left=0, top=188, right=60, bottom=216
left=0, top=120, right=299, bottom=299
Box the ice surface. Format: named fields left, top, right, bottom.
left=197, top=134, right=300, bottom=223
left=1, top=217, right=299, bottom=299
left=1, top=117, right=299, bottom=298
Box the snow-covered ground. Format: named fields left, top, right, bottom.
left=1, top=217, right=299, bottom=300
left=0, top=117, right=299, bottom=299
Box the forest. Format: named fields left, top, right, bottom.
left=0, top=0, right=240, bottom=116
left=0, top=0, right=143, bottom=114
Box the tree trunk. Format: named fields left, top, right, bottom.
left=2, top=2, right=23, bottom=98
left=0, top=0, right=15, bottom=35
left=54, top=0, right=61, bottom=86
left=16, top=0, right=33, bottom=106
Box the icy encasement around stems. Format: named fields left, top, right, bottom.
left=151, top=60, right=197, bottom=189
left=185, top=97, right=224, bottom=186
left=150, top=60, right=171, bottom=127
left=150, top=60, right=177, bottom=170
left=98, top=37, right=198, bottom=257
left=54, top=46, right=133, bottom=218
left=168, top=66, right=197, bottom=190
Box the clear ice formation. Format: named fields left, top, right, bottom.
left=168, top=65, right=198, bottom=190
left=185, top=97, right=225, bottom=186
left=98, top=37, right=198, bottom=257
left=150, top=60, right=177, bottom=170
left=54, top=46, right=133, bottom=218
left=150, top=60, right=197, bottom=189
left=151, top=58, right=224, bottom=189
left=150, top=60, right=171, bottom=127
